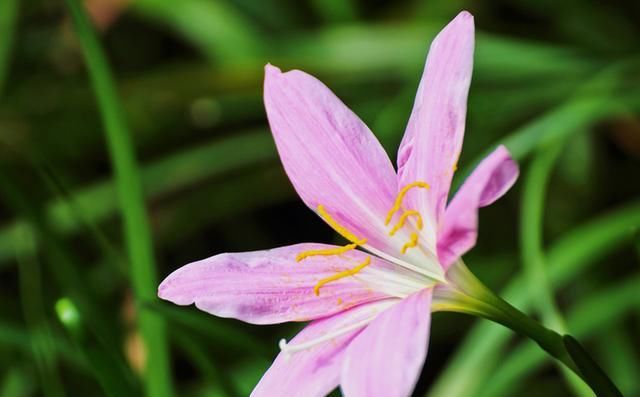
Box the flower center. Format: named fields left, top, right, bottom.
left=295, top=181, right=444, bottom=295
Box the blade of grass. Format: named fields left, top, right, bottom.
left=520, top=140, right=593, bottom=396
left=426, top=201, right=640, bottom=397
left=597, top=328, right=640, bottom=394
left=63, top=1, right=173, bottom=396
left=0, top=0, right=17, bottom=95
left=563, top=336, right=623, bottom=397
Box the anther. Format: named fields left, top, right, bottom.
left=385, top=181, right=430, bottom=225
left=401, top=233, right=419, bottom=254
left=296, top=243, right=359, bottom=262
left=314, top=257, right=372, bottom=296
left=389, top=210, right=423, bottom=236
left=317, top=205, right=367, bottom=245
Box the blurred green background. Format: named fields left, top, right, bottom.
left=1, top=0, right=639, bottom=396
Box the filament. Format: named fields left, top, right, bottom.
left=278, top=314, right=377, bottom=358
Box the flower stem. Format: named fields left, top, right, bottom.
left=435, top=261, right=622, bottom=396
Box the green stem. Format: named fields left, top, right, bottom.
left=437, top=262, right=577, bottom=373
left=436, top=261, right=622, bottom=396
left=62, top=2, right=173, bottom=397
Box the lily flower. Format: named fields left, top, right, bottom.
left=159, top=11, right=519, bottom=397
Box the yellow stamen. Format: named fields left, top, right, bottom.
left=453, top=162, right=458, bottom=172
left=401, top=233, right=419, bottom=254
left=388, top=210, right=423, bottom=236
left=296, top=243, right=358, bottom=262
left=317, top=205, right=367, bottom=245
left=313, top=257, right=371, bottom=296
left=385, top=181, right=430, bottom=225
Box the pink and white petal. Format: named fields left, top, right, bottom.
left=437, top=145, right=519, bottom=268
left=252, top=300, right=396, bottom=397
left=264, top=65, right=398, bottom=253
left=158, top=243, right=390, bottom=325
left=340, top=289, right=433, bottom=397
left=396, top=11, right=475, bottom=239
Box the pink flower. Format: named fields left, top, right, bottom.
left=159, top=11, right=518, bottom=397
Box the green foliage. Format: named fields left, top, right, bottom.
left=0, top=1, right=638, bottom=396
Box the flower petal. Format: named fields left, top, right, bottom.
left=252, top=300, right=395, bottom=397
left=437, top=145, right=519, bottom=268
left=264, top=65, right=398, bottom=253
left=158, top=243, right=390, bottom=325
left=396, top=11, right=475, bottom=242
left=340, top=289, right=432, bottom=397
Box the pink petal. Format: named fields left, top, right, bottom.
left=396, top=11, right=475, bottom=238
left=264, top=65, right=398, bottom=254
left=341, top=289, right=432, bottom=397
left=158, top=243, right=389, bottom=325
left=437, top=145, right=519, bottom=268
left=252, top=300, right=395, bottom=397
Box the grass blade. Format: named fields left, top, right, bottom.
left=520, top=141, right=593, bottom=396
left=563, top=336, right=623, bottom=397
left=63, top=1, right=173, bottom=396
left=0, top=0, right=17, bottom=95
